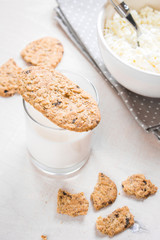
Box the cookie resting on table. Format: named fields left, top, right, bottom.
left=91, top=173, right=117, bottom=210
left=96, top=206, right=134, bottom=237
left=57, top=189, right=89, bottom=217
left=122, top=174, right=158, bottom=199
left=0, top=58, right=22, bottom=97
left=18, top=67, right=101, bottom=132
left=41, top=235, right=47, bottom=240
left=21, top=37, right=64, bottom=68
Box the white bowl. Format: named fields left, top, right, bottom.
left=97, top=0, right=160, bottom=98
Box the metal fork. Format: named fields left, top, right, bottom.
left=110, top=0, right=141, bottom=46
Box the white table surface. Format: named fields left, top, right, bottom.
left=0, top=0, right=160, bottom=239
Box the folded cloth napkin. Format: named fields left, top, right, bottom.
left=55, top=0, right=160, bottom=140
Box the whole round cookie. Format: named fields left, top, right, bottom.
left=21, top=37, right=64, bottom=68
left=91, top=173, right=117, bottom=210
left=122, top=174, right=158, bottom=199
left=18, top=67, right=101, bottom=132
left=0, top=58, right=22, bottom=97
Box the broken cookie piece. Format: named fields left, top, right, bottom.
left=122, top=174, right=158, bottom=199
left=0, top=58, right=22, bottom=97
left=57, top=189, right=89, bottom=217
left=91, top=173, right=117, bottom=210
left=96, top=206, right=134, bottom=237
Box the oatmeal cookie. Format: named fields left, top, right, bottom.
left=96, top=206, right=134, bottom=237
left=21, top=37, right=64, bottom=68
left=41, top=235, right=47, bottom=240
left=0, top=58, right=22, bottom=97
left=18, top=67, right=101, bottom=132
left=91, top=173, right=117, bottom=210
left=57, top=189, right=89, bottom=217
left=122, top=174, right=157, bottom=199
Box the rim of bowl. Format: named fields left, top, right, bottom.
left=97, top=3, right=160, bottom=77
left=23, top=69, right=99, bottom=131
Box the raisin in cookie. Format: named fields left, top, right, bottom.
left=122, top=174, right=157, bottom=199
left=0, top=58, right=22, bottom=97
left=57, top=189, right=89, bottom=217
left=21, top=37, right=64, bottom=68
left=91, top=173, right=117, bottom=210
left=18, top=67, right=100, bottom=132
left=96, top=206, right=134, bottom=237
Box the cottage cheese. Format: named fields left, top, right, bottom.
left=104, top=7, right=160, bottom=74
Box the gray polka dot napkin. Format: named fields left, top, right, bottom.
left=55, top=0, right=160, bottom=139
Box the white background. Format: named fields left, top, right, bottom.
left=0, top=0, right=160, bottom=239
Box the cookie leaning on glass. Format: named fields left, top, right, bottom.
left=18, top=67, right=101, bottom=132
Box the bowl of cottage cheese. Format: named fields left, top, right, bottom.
left=97, top=0, right=160, bottom=97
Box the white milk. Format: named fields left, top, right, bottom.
left=24, top=102, right=92, bottom=171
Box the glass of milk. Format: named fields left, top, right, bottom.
left=23, top=70, right=99, bottom=175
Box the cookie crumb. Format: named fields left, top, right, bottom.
left=41, top=235, right=47, bottom=240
